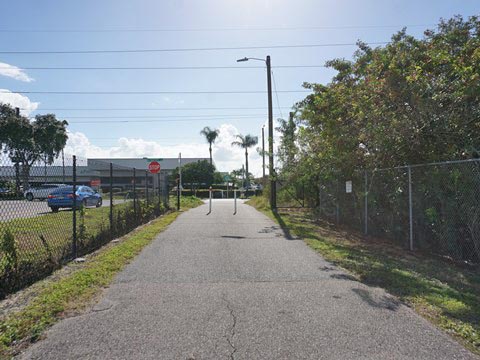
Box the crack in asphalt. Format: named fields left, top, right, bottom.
left=222, top=294, right=238, bottom=360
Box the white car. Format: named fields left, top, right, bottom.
left=24, top=184, right=67, bottom=201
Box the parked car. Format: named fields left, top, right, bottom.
left=24, top=184, right=67, bottom=201
left=47, top=185, right=102, bottom=212
left=0, top=187, right=13, bottom=198
left=245, top=183, right=263, bottom=191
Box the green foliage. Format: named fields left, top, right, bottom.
left=283, top=16, right=479, bottom=185
left=200, top=126, right=220, bottom=165
left=0, top=104, right=69, bottom=189
left=172, top=160, right=216, bottom=187
left=1, top=229, right=18, bottom=270
left=232, top=134, right=259, bottom=185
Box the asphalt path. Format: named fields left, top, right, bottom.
left=19, top=199, right=477, bottom=359
left=0, top=198, right=124, bottom=221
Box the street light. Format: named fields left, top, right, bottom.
left=236, top=55, right=276, bottom=210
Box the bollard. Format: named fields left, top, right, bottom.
left=233, top=189, right=237, bottom=215
left=208, top=186, right=212, bottom=214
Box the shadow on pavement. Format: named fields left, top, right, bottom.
left=352, top=288, right=401, bottom=311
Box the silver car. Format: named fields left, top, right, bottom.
left=24, top=184, right=67, bottom=201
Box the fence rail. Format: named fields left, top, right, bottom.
left=0, top=154, right=169, bottom=298
left=276, top=159, right=480, bottom=264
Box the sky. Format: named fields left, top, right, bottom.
left=0, top=0, right=478, bottom=176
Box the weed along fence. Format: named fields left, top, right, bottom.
left=0, top=155, right=170, bottom=298
left=277, top=159, right=480, bottom=264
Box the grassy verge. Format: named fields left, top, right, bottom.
left=247, top=196, right=480, bottom=355
left=0, top=196, right=202, bottom=358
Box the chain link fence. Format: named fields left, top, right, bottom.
left=277, top=159, right=480, bottom=264
left=0, top=155, right=170, bottom=298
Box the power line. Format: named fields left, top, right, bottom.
left=4, top=90, right=310, bottom=95
left=0, top=24, right=433, bottom=33
left=271, top=70, right=284, bottom=119
left=89, top=137, right=198, bottom=140
left=67, top=117, right=268, bottom=124
left=0, top=41, right=389, bottom=54
left=59, top=113, right=270, bottom=119
left=0, top=65, right=327, bottom=70
left=25, top=106, right=292, bottom=111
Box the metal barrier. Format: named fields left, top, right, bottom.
left=309, top=159, right=480, bottom=264
left=0, top=155, right=170, bottom=298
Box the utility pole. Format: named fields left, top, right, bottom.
left=177, top=152, right=182, bottom=210
left=236, top=55, right=276, bottom=209
left=266, top=55, right=276, bottom=210
left=262, top=125, right=265, bottom=178
left=179, top=152, right=182, bottom=197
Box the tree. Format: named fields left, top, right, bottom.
left=231, top=134, right=258, bottom=187
left=230, top=168, right=244, bottom=188
left=172, top=160, right=215, bottom=188
left=200, top=126, right=220, bottom=166
left=0, top=104, right=69, bottom=190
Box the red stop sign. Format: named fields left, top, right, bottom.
left=148, top=161, right=161, bottom=174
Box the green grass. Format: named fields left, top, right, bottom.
left=0, top=196, right=202, bottom=358
left=247, top=196, right=480, bottom=355
left=1, top=202, right=126, bottom=257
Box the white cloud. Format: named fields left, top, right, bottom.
left=0, top=62, right=33, bottom=82
left=0, top=89, right=39, bottom=116
left=64, top=123, right=269, bottom=176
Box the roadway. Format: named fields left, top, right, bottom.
left=19, top=199, right=477, bottom=359
left=0, top=199, right=123, bottom=222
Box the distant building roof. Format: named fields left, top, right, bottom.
left=87, top=157, right=210, bottom=171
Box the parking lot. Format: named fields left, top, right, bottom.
left=0, top=199, right=124, bottom=222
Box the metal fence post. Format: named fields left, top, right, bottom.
left=109, top=162, right=113, bottom=238
left=165, top=174, right=169, bottom=208
left=157, top=172, right=161, bottom=211
left=408, top=165, right=414, bottom=251
left=72, top=155, right=77, bottom=258
left=364, top=170, right=368, bottom=235
left=133, top=168, right=137, bottom=223
left=335, top=181, right=340, bottom=224
left=145, top=171, right=149, bottom=204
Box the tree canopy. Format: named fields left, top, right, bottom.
left=0, top=104, right=68, bottom=189
left=200, top=126, right=220, bottom=166
left=278, top=15, right=480, bottom=184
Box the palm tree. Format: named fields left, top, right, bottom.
left=200, top=126, right=220, bottom=166
left=231, top=134, right=258, bottom=187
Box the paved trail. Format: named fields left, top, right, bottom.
left=20, top=200, right=477, bottom=359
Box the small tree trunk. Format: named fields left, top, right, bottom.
left=21, top=163, right=31, bottom=191
left=209, top=144, right=212, bottom=166
left=44, top=154, right=47, bottom=183
left=14, top=162, right=21, bottom=196
left=245, top=149, right=249, bottom=186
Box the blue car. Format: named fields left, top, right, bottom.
left=47, top=185, right=102, bottom=212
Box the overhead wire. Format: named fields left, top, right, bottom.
left=271, top=70, right=284, bottom=119
left=0, top=65, right=327, bottom=70
left=3, top=90, right=310, bottom=95
left=0, top=24, right=433, bottom=33
left=24, top=106, right=292, bottom=111
left=0, top=41, right=389, bottom=54
left=57, top=113, right=270, bottom=119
